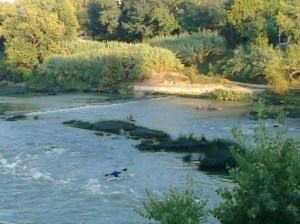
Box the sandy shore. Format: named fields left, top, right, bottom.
left=134, top=82, right=267, bottom=96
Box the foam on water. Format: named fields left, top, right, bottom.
left=0, top=152, right=54, bottom=183
left=28, top=169, right=53, bottom=182
left=26, top=96, right=168, bottom=117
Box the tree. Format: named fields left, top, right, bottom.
left=86, top=0, right=121, bottom=40
left=0, top=2, right=15, bottom=51
left=228, top=0, right=280, bottom=44
left=277, top=0, right=300, bottom=44
left=171, top=0, right=226, bottom=33
left=215, top=115, right=300, bottom=224
left=55, top=0, right=79, bottom=39
left=98, top=0, right=121, bottom=39
left=120, top=0, right=178, bottom=41
left=223, top=44, right=289, bottom=94
left=2, top=1, right=65, bottom=74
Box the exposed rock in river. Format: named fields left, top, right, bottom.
left=63, top=119, right=241, bottom=172
left=63, top=120, right=169, bottom=139
left=5, top=114, right=27, bottom=121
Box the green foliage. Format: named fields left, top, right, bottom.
left=209, top=89, right=254, bottom=102
left=85, top=0, right=121, bottom=40
left=0, top=2, right=15, bottom=34
left=172, top=0, right=226, bottom=33
left=35, top=41, right=183, bottom=92
left=0, top=0, right=299, bottom=95
left=277, top=0, right=300, bottom=43
left=148, top=31, right=227, bottom=66
left=285, top=44, right=300, bottom=80
left=56, top=0, right=79, bottom=39
left=186, top=66, right=232, bottom=85
left=0, top=52, right=22, bottom=82
left=214, top=116, right=300, bottom=224
left=228, top=0, right=280, bottom=44
left=1, top=0, right=79, bottom=75
left=228, top=0, right=300, bottom=45
left=138, top=188, right=207, bottom=224
left=83, top=0, right=178, bottom=41
left=2, top=4, right=65, bottom=74
left=223, top=44, right=290, bottom=93
left=119, top=0, right=178, bottom=41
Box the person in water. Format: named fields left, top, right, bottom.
left=105, top=168, right=128, bottom=178
left=126, top=114, right=136, bottom=122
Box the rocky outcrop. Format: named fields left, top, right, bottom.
left=64, top=119, right=241, bottom=172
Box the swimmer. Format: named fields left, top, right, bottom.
left=105, top=168, right=128, bottom=178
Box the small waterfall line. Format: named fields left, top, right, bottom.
left=26, top=96, right=169, bottom=116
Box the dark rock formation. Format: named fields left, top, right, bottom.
left=64, top=120, right=241, bottom=172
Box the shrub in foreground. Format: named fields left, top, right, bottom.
left=214, top=117, right=300, bottom=224
left=138, top=188, right=207, bottom=224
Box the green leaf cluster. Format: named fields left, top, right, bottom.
left=0, top=0, right=79, bottom=74
left=215, top=116, right=300, bottom=224
left=223, top=44, right=290, bottom=93
left=138, top=188, right=208, bottom=224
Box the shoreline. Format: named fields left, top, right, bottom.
left=0, top=80, right=268, bottom=98
left=134, top=82, right=267, bottom=97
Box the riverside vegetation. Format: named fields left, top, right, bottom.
left=0, top=0, right=300, bottom=95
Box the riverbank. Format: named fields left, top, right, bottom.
left=134, top=81, right=267, bottom=97
left=0, top=79, right=267, bottom=96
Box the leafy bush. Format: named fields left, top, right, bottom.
left=36, top=41, right=183, bottom=92
left=138, top=188, right=207, bottom=224
left=148, top=31, right=227, bottom=67
left=285, top=44, right=300, bottom=80
left=209, top=89, right=254, bottom=102
left=0, top=52, right=22, bottom=82
left=223, top=44, right=290, bottom=94
left=214, top=116, right=300, bottom=224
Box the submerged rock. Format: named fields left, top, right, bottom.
left=5, top=114, right=27, bottom=121
left=93, top=120, right=136, bottom=134
left=129, top=127, right=170, bottom=140
left=33, top=115, right=39, bottom=120
left=63, top=120, right=94, bottom=130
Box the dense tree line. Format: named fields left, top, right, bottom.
left=0, top=0, right=226, bottom=73
left=71, top=0, right=226, bottom=41
left=0, top=0, right=300, bottom=93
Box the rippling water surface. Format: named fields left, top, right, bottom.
left=0, top=94, right=299, bottom=224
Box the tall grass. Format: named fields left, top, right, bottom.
left=36, top=41, right=183, bottom=92
left=147, top=31, right=227, bottom=66
left=209, top=89, right=254, bottom=102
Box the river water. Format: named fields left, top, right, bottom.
left=0, top=94, right=299, bottom=224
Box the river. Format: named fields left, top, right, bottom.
left=0, top=94, right=299, bottom=224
